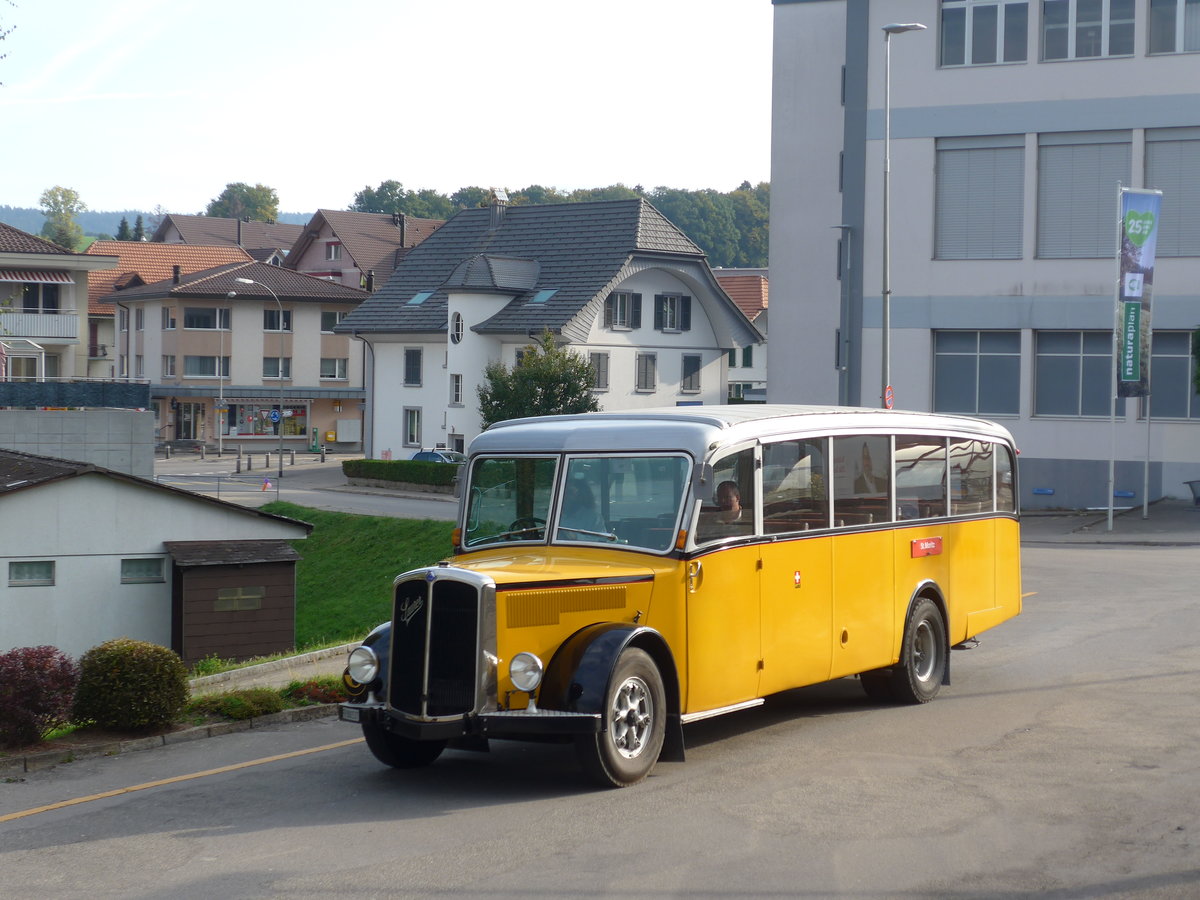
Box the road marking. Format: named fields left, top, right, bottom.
left=0, top=737, right=363, bottom=824
left=1022, top=591, right=1038, bottom=598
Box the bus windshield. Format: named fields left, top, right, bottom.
left=463, top=454, right=691, bottom=553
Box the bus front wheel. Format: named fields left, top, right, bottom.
left=576, top=648, right=665, bottom=788
left=891, top=597, right=947, bottom=704
left=362, top=722, right=446, bottom=769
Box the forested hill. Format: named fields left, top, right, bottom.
left=0, top=207, right=310, bottom=240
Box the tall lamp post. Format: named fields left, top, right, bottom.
left=880, top=21, right=925, bottom=410
left=234, top=277, right=285, bottom=481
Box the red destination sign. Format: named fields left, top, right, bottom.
left=911, top=537, right=943, bottom=558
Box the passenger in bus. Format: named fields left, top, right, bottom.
left=559, top=480, right=606, bottom=539
left=698, top=480, right=751, bottom=541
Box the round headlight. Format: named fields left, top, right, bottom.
left=509, top=652, right=544, bottom=693
left=347, top=645, right=379, bottom=685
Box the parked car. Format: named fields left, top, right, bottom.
left=411, top=449, right=466, bottom=464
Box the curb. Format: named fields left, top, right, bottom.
left=188, top=642, right=358, bottom=693
left=1, top=704, right=340, bottom=777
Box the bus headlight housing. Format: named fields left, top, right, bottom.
left=347, top=645, right=380, bottom=685
left=509, top=652, right=544, bottom=693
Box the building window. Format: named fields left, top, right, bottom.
left=1034, top=330, right=1123, bottom=416
left=1145, top=128, right=1200, bottom=257
left=1150, top=0, right=1200, bottom=53
left=681, top=354, right=701, bottom=392
left=654, top=294, right=692, bottom=332
left=135, top=355, right=144, bottom=378
left=9, top=560, right=54, bottom=586
left=183, top=355, right=230, bottom=378
left=589, top=352, right=609, bottom=390
left=162, top=307, right=176, bottom=330
left=1037, top=131, right=1131, bottom=258
left=635, top=353, right=657, bottom=392
left=162, top=355, right=176, bottom=377
left=263, top=308, right=292, bottom=331
left=184, top=307, right=230, bottom=329
left=941, top=0, right=1029, bottom=65
left=262, top=357, right=292, bottom=379
left=121, top=557, right=165, bottom=584
left=604, top=291, right=642, bottom=330
left=404, top=348, right=422, bottom=386
left=933, top=331, right=1021, bottom=415
left=321, top=310, right=345, bottom=332
left=119, top=309, right=128, bottom=332
left=135, top=307, right=144, bottom=331
left=320, top=358, right=348, bottom=380
left=450, top=373, right=463, bottom=405
left=325, top=242, right=342, bottom=261
left=1042, top=0, right=1135, bottom=60
left=20, top=283, right=60, bottom=313
left=729, top=382, right=752, bottom=400
left=1148, top=332, right=1200, bottom=418
left=450, top=312, right=465, bottom=344
left=742, top=346, right=753, bottom=368
left=215, top=586, right=263, bottom=612
left=935, top=135, right=1025, bottom=259
left=404, top=407, right=421, bottom=446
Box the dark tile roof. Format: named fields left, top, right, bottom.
left=0, top=221, right=77, bottom=255
left=151, top=215, right=304, bottom=251
left=285, top=210, right=444, bottom=288
left=164, top=540, right=301, bottom=566
left=337, top=198, right=705, bottom=336
left=97, top=259, right=369, bottom=305
left=85, top=241, right=254, bottom=315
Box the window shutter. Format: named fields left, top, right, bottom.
left=653, top=295, right=664, bottom=331
left=1146, top=130, right=1200, bottom=257
left=603, top=294, right=613, bottom=328
left=935, top=137, right=1024, bottom=259
left=1037, top=134, right=1131, bottom=258
left=631, top=294, right=642, bottom=329
left=681, top=296, right=692, bottom=331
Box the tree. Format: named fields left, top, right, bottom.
left=115, top=217, right=132, bottom=241
left=205, top=182, right=279, bottom=222
left=450, top=186, right=491, bottom=209
left=132, top=214, right=145, bottom=241
left=351, top=179, right=406, bottom=214
left=38, top=185, right=86, bottom=250
left=477, top=331, right=600, bottom=429
left=147, top=204, right=168, bottom=232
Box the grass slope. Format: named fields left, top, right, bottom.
left=262, top=502, right=455, bottom=648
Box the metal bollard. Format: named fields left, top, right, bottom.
left=289, top=449, right=296, bottom=466
left=165, top=445, right=172, bottom=459
left=200, top=445, right=206, bottom=460
left=246, top=453, right=252, bottom=471
left=320, top=445, right=327, bottom=463
left=265, top=452, right=271, bottom=470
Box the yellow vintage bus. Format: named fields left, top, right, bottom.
left=340, top=405, right=1021, bottom=786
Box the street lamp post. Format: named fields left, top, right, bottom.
left=881, top=21, right=925, bottom=410
left=235, top=277, right=285, bottom=481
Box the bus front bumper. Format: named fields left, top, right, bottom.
left=338, top=703, right=601, bottom=740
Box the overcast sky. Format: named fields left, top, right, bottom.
left=0, top=0, right=772, bottom=215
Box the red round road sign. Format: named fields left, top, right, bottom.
left=884, top=385, right=895, bottom=409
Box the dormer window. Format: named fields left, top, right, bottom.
left=654, top=294, right=692, bottom=333
left=603, top=291, right=641, bottom=330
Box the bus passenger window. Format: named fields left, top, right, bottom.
left=996, top=444, right=1017, bottom=513
left=696, top=449, right=754, bottom=543
left=895, top=435, right=948, bottom=519
left=950, top=439, right=993, bottom=515
left=762, top=438, right=829, bottom=533
left=832, top=435, right=891, bottom=526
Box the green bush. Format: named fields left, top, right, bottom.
left=342, top=458, right=458, bottom=487
left=73, top=638, right=189, bottom=730
left=186, top=688, right=284, bottom=721
left=0, top=646, right=79, bottom=748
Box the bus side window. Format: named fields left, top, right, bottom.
left=895, top=435, right=948, bottom=519
left=763, top=437, right=829, bottom=533
left=996, top=443, right=1017, bottom=513
left=950, top=439, right=993, bottom=516
left=696, top=448, right=755, bottom=543
left=832, top=435, right=892, bottom=526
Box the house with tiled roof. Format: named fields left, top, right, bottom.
left=713, top=267, right=769, bottom=402
left=151, top=214, right=304, bottom=254
left=285, top=210, right=444, bottom=291
left=83, top=241, right=253, bottom=381
left=101, top=260, right=369, bottom=450
left=0, top=222, right=116, bottom=386
left=1, top=447, right=310, bottom=662
left=335, top=196, right=763, bottom=456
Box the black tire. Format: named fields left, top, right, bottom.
left=362, top=722, right=446, bottom=769
left=890, top=597, right=947, bottom=704
left=859, top=670, right=894, bottom=702
left=576, top=648, right=666, bottom=788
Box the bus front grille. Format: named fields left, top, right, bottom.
left=389, top=575, right=480, bottom=718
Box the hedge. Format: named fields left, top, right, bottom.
left=342, top=458, right=459, bottom=487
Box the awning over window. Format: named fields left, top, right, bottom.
left=0, top=269, right=74, bottom=284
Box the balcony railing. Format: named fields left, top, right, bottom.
left=88, top=344, right=109, bottom=359
left=0, top=311, right=80, bottom=340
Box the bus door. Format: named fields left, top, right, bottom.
left=829, top=435, right=896, bottom=679
left=685, top=447, right=761, bottom=712
left=758, top=436, right=834, bottom=694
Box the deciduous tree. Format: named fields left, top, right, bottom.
left=205, top=182, right=279, bottom=222
left=38, top=185, right=86, bottom=250
left=477, top=331, right=600, bottom=429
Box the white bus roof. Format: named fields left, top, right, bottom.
left=470, top=405, right=1016, bottom=460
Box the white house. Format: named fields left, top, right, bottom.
left=337, top=197, right=764, bottom=456
left=769, top=0, right=1200, bottom=508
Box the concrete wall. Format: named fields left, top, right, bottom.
left=0, top=408, right=156, bottom=477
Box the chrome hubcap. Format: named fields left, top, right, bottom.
left=610, top=675, right=653, bottom=759
left=913, top=619, right=936, bottom=682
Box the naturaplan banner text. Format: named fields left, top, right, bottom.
left=1116, top=189, right=1162, bottom=398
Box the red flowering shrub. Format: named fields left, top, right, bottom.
left=281, top=677, right=348, bottom=705
left=0, top=645, right=80, bottom=748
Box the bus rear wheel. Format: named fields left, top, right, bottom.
left=362, top=722, right=446, bottom=769
left=576, top=648, right=665, bottom=788
left=891, top=597, right=947, bottom=704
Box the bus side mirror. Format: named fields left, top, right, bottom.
left=692, top=463, right=715, bottom=502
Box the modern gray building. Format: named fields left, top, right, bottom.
left=769, top=0, right=1200, bottom=508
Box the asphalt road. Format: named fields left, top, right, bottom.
left=3, top=543, right=1199, bottom=898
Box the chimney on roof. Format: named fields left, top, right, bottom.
left=365, top=270, right=375, bottom=293
left=391, top=212, right=402, bottom=227
left=490, top=189, right=509, bottom=229
left=172, top=265, right=181, bottom=284
left=236, top=218, right=242, bottom=247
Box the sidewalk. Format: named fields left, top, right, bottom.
left=1019, top=498, right=1200, bottom=546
